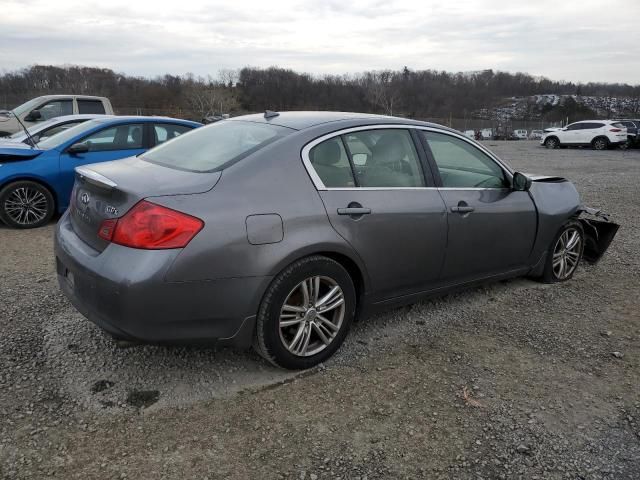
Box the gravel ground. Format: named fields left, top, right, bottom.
left=1, top=141, right=639, bottom=479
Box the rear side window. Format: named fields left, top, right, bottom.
left=142, top=120, right=291, bottom=172
left=153, top=123, right=192, bottom=146
left=78, top=100, right=106, bottom=114
left=309, top=137, right=355, bottom=188
left=343, top=129, right=425, bottom=187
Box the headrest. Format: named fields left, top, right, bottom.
left=312, top=140, right=342, bottom=166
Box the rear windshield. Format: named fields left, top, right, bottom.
left=141, top=120, right=293, bottom=172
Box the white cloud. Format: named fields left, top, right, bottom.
left=0, top=0, right=638, bottom=84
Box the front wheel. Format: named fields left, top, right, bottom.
left=544, top=137, right=559, bottom=149
left=255, top=256, right=356, bottom=370
left=541, top=220, right=584, bottom=283
left=0, top=180, right=55, bottom=228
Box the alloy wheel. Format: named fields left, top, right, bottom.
left=3, top=186, right=49, bottom=226
left=593, top=138, right=607, bottom=150
left=278, top=275, right=345, bottom=357
left=552, top=227, right=582, bottom=280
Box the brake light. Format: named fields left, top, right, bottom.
left=609, top=128, right=622, bottom=132
left=98, top=200, right=203, bottom=249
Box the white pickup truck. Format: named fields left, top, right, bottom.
left=0, top=95, right=114, bottom=137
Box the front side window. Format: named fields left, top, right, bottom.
left=422, top=131, right=507, bottom=189
left=566, top=123, right=581, bottom=131
left=77, top=100, right=105, bottom=114
left=153, top=123, right=192, bottom=146
left=142, top=120, right=292, bottom=173
left=38, top=100, right=73, bottom=120
left=78, top=123, right=144, bottom=152
left=343, top=129, right=425, bottom=187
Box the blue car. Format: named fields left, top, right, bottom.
left=0, top=116, right=201, bottom=228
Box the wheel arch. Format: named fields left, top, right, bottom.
left=268, top=246, right=370, bottom=309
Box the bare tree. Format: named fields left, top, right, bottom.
left=185, top=85, right=239, bottom=119
left=361, top=71, right=401, bottom=115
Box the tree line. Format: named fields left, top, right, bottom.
left=0, top=64, right=638, bottom=121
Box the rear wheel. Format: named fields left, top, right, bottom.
left=544, top=137, right=559, bottom=149
left=541, top=220, right=584, bottom=283
left=255, top=255, right=356, bottom=370
left=592, top=137, right=609, bottom=150
left=0, top=180, right=55, bottom=229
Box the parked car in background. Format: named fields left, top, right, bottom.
left=614, top=119, right=639, bottom=147
left=0, top=116, right=200, bottom=228
left=202, top=113, right=230, bottom=124
left=529, top=130, right=544, bottom=140
left=54, top=111, right=618, bottom=370
left=463, top=130, right=475, bottom=139
left=0, top=95, right=114, bottom=137
left=481, top=128, right=493, bottom=140
left=541, top=120, right=627, bottom=150
left=513, top=129, right=528, bottom=140
left=0, top=114, right=105, bottom=147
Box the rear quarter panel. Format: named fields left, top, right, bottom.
left=159, top=130, right=370, bottom=288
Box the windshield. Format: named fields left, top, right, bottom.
left=12, top=97, right=45, bottom=117
left=37, top=119, right=103, bottom=149
left=142, top=120, right=293, bottom=172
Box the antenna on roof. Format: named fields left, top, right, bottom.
left=264, top=110, right=279, bottom=119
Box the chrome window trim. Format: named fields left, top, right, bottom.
left=301, top=124, right=513, bottom=191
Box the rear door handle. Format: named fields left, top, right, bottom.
left=450, top=206, right=475, bottom=213
left=337, top=207, right=371, bottom=215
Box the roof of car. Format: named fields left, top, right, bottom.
left=90, top=116, right=201, bottom=125
left=35, top=94, right=108, bottom=101
left=229, top=111, right=450, bottom=131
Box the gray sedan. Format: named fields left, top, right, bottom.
left=54, top=112, right=618, bottom=369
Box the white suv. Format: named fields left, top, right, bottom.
left=541, top=120, right=627, bottom=150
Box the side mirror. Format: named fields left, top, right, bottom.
left=67, top=143, right=89, bottom=155
left=512, top=172, right=532, bottom=191
left=24, top=110, right=42, bottom=122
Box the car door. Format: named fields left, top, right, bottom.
left=57, top=123, right=147, bottom=207
left=304, top=127, right=448, bottom=301
left=561, top=123, right=583, bottom=144
left=419, top=130, right=537, bottom=283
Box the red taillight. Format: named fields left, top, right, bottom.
left=99, top=200, right=204, bottom=249
left=609, top=128, right=622, bottom=132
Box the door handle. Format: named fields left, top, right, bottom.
left=337, top=207, right=371, bottom=215
left=450, top=206, right=474, bottom=213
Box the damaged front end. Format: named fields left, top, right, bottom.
left=577, top=207, right=620, bottom=263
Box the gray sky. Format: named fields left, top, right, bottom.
left=1, top=0, right=638, bottom=84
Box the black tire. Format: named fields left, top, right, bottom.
left=0, top=180, right=55, bottom=229
left=541, top=220, right=584, bottom=284
left=592, top=137, right=609, bottom=151
left=544, top=137, right=559, bottom=149
left=255, top=255, right=356, bottom=370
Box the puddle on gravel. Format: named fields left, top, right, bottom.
left=126, top=390, right=160, bottom=408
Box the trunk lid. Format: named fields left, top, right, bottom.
left=70, top=156, right=221, bottom=251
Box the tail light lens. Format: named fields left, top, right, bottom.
left=609, top=128, right=622, bottom=132
left=98, top=200, right=204, bottom=249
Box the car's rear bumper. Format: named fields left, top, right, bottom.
left=54, top=212, right=271, bottom=348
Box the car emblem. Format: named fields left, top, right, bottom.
left=80, top=192, right=90, bottom=205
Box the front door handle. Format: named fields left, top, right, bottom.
left=337, top=207, right=371, bottom=215
left=451, top=201, right=475, bottom=214
left=451, top=206, right=474, bottom=213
